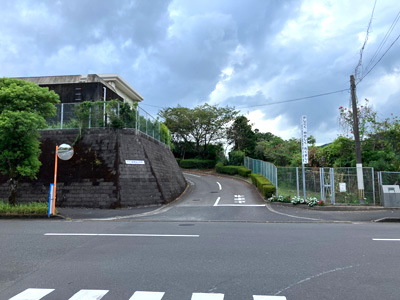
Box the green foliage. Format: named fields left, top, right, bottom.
left=0, top=78, right=59, bottom=205
left=237, top=166, right=251, bottom=177
left=160, top=123, right=172, bottom=146
left=160, top=103, right=237, bottom=159
left=227, top=115, right=256, bottom=155
left=215, top=163, right=239, bottom=175
left=228, top=150, right=245, bottom=166
left=0, top=111, right=43, bottom=179
left=0, top=78, right=59, bottom=119
left=0, top=200, right=49, bottom=215
left=179, top=159, right=215, bottom=169
left=249, top=173, right=276, bottom=198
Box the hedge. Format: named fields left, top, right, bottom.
left=179, top=159, right=216, bottom=169
left=216, top=164, right=251, bottom=177
left=249, top=173, right=276, bottom=198
left=216, top=163, right=239, bottom=175
left=238, top=166, right=251, bottom=177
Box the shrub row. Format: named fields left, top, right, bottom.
left=249, top=173, right=276, bottom=198
left=179, top=159, right=216, bottom=169
left=215, top=163, right=251, bottom=177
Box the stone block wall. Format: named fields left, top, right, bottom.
left=0, top=129, right=186, bottom=208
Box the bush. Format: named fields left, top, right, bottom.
left=176, top=158, right=182, bottom=165
left=249, top=174, right=276, bottom=198
left=237, top=166, right=251, bottom=177
left=228, top=150, right=245, bottom=166
left=261, top=184, right=276, bottom=198
left=216, top=163, right=240, bottom=175
left=179, top=159, right=215, bottom=169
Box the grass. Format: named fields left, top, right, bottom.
left=0, top=200, right=51, bottom=215
left=278, top=186, right=320, bottom=200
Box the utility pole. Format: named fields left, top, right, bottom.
left=350, top=75, right=365, bottom=202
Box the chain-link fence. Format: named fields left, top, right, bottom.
left=45, top=102, right=169, bottom=145
left=244, top=157, right=278, bottom=188
left=277, top=167, right=376, bottom=205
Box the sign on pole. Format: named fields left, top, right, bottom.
left=301, top=115, right=308, bottom=164
left=301, top=115, right=308, bottom=200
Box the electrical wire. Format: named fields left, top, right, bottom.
left=236, top=88, right=349, bottom=109
left=354, top=0, right=377, bottom=80
left=357, top=29, right=400, bottom=85
left=362, top=10, right=400, bottom=81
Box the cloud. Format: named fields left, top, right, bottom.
left=0, top=0, right=399, bottom=146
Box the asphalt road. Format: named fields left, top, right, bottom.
left=1, top=172, right=400, bottom=300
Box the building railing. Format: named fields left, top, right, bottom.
left=44, top=102, right=170, bottom=145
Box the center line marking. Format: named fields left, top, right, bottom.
left=45, top=233, right=199, bottom=237
left=216, top=182, right=222, bottom=190
left=373, top=238, right=400, bottom=241
left=213, top=197, right=221, bottom=206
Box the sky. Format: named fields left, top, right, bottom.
left=1, top=0, right=400, bottom=145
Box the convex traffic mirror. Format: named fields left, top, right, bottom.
left=57, top=144, right=74, bottom=160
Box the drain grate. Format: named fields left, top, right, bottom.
left=179, top=223, right=195, bottom=226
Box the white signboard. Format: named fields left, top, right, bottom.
left=125, top=160, right=145, bottom=165
left=301, top=115, right=308, bottom=164
left=339, top=182, right=346, bottom=192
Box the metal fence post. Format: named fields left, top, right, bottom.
left=275, top=167, right=278, bottom=197
left=330, top=168, right=335, bottom=204
left=60, top=103, right=64, bottom=129
left=296, top=167, right=300, bottom=198
left=89, top=107, right=91, bottom=129
left=371, top=167, right=376, bottom=205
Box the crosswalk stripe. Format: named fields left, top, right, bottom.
left=129, top=291, right=165, bottom=300
left=9, top=288, right=55, bottom=300
left=253, top=296, right=287, bottom=300
left=191, top=293, right=224, bottom=300
left=68, top=289, right=109, bottom=300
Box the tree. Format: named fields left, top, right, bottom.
left=227, top=115, right=256, bottom=155
left=160, top=103, right=237, bottom=159
left=0, top=78, right=59, bottom=205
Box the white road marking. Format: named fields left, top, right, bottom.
left=216, top=182, right=222, bottom=190
left=213, top=197, right=221, bottom=206
left=254, top=296, right=287, bottom=300
left=373, top=238, right=400, bottom=241
left=129, top=291, right=165, bottom=300
left=9, top=288, right=54, bottom=300
left=234, top=195, right=245, bottom=204
left=8, top=289, right=287, bottom=299
left=68, top=289, right=109, bottom=300
left=216, top=204, right=266, bottom=207
left=45, top=233, right=199, bottom=238
left=184, top=173, right=201, bottom=178
left=191, top=293, right=224, bottom=299
left=265, top=203, right=321, bottom=221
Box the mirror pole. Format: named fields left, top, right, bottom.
left=52, top=145, right=58, bottom=215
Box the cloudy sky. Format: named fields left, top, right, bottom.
left=1, top=0, right=399, bottom=145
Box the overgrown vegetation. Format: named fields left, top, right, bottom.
left=179, top=159, right=216, bottom=169
left=0, top=200, right=50, bottom=215
left=0, top=78, right=59, bottom=205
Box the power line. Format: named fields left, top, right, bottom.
left=357, top=29, right=400, bottom=85
left=354, top=0, right=377, bottom=80
left=236, top=89, right=349, bottom=109
left=362, top=10, right=400, bottom=80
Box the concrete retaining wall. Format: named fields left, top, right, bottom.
left=0, top=129, right=186, bottom=208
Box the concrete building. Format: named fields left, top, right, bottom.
left=16, top=74, right=143, bottom=106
